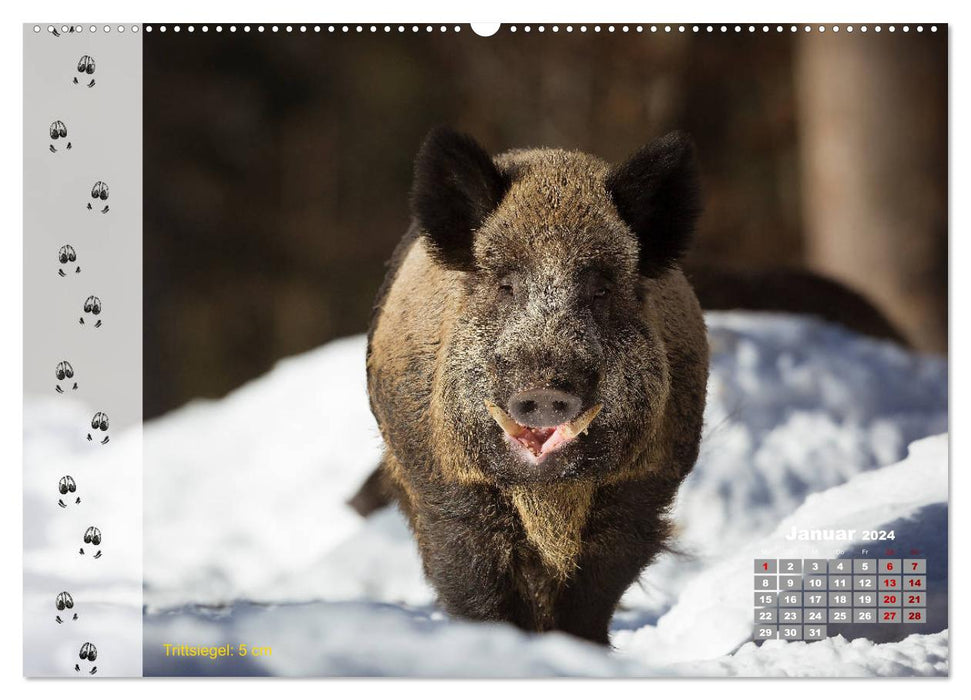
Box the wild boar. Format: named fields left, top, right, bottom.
left=364, top=127, right=708, bottom=645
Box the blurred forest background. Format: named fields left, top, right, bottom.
left=143, top=26, right=946, bottom=419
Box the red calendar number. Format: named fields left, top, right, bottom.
left=883, top=594, right=897, bottom=604
left=911, top=562, right=919, bottom=571
left=883, top=611, right=897, bottom=621
left=908, top=611, right=922, bottom=621
left=883, top=578, right=897, bottom=587
left=908, top=578, right=922, bottom=587
left=762, top=562, right=768, bottom=571
left=908, top=594, right=922, bottom=604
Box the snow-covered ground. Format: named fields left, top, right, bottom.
left=24, top=312, right=949, bottom=676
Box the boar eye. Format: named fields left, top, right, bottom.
left=496, top=273, right=520, bottom=299
left=583, top=269, right=614, bottom=303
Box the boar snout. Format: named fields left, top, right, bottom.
left=508, top=387, right=582, bottom=428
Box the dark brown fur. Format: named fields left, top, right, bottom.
left=365, top=128, right=709, bottom=645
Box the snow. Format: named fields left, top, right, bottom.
left=612, top=434, right=948, bottom=666
left=23, top=398, right=143, bottom=677
left=678, top=631, right=949, bottom=677
left=23, top=312, right=949, bottom=676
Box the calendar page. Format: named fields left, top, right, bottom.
left=21, top=15, right=949, bottom=679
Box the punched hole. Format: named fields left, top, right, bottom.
left=471, top=23, right=500, bottom=37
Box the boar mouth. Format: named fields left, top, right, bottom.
left=483, top=399, right=603, bottom=461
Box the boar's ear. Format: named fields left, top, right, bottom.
left=606, top=131, right=702, bottom=278
left=411, top=127, right=509, bottom=271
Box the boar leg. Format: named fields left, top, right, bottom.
left=553, top=481, right=677, bottom=646
left=417, top=484, right=545, bottom=633
left=347, top=463, right=393, bottom=517
left=553, top=552, right=645, bottom=645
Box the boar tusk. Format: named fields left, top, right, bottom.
left=484, top=399, right=527, bottom=438
left=560, top=404, right=603, bottom=439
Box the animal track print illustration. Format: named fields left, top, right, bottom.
left=58, top=475, right=80, bottom=508
left=87, top=181, right=109, bottom=213
left=58, top=245, right=80, bottom=276
left=49, top=120, right=71, bottom=152
left=55, top=591, right=77, bottom=623
left=79, top=296, right=102, bottom=327
left=79, top=526, right=102, bottom=558
left=74, top=55, right=96, bottom=88
left=87, top=412, right=109, bottom=444
left=75, top=642, right=97, bottom=674
left=55, top=361, right=77, bottom=394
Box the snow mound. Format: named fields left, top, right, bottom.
left=612, top=433, right=948, bottom=666
left=679, top=631, right=948, bottom=677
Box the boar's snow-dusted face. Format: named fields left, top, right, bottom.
left=411, top=128, right=701, bottom=484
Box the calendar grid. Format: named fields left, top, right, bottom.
left=753, top=558, right=926, bottom=641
